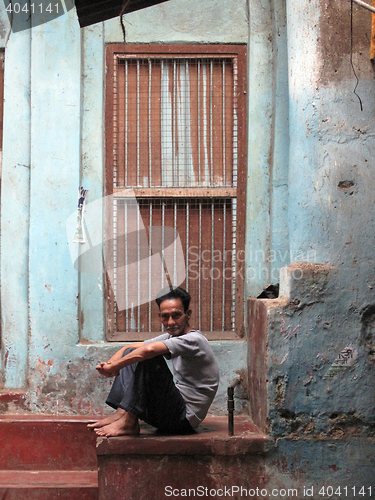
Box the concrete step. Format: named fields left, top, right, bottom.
left=0, top=489, right=97, bottom=500
left=96, top=415, right=269, bottom=500
left=0, top=415, right=99, bottom=499
left=0, top=470, right=98, bottom=488
left=0, top=471, right=98, bottom=499
left=0, top=414, right=97, bottom=471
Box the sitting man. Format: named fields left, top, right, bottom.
left=88, top=287, right=220, bottom=437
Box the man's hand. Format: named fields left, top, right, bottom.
left=96, top=361, right=120, bottom=378
left=95, top=342, right=169, bottom=378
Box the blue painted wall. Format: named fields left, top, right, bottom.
left=1, top=0, right=375, bottom=490
left=0, top=0, right=248, bottom=414
left=258, top=0, right=375, bottom=490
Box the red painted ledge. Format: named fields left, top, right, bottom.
left=0, top=390, right=28, bottom=412
left=0, top=470, right=98, bottom=488
left=96, top=416, right=270, bottom=456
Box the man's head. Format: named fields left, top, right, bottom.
left=155, top=287, right=191, bottom=312
left=156, top=287, right=192, bottom=337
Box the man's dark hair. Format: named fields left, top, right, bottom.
left=155, top=287, right=191, bottom=313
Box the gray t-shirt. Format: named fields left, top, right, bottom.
left=145, top=330, right=220, bottom=428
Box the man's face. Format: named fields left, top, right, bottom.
left=158, top=298, right=192, bottom=337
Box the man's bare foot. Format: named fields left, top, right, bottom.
left=94, top=411, right=140, bottom=437
left=88, top=408, right=126, bottom=430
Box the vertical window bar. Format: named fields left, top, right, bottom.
left=161, top=59, right=167, bottom=188
left=202, top=62, right=209, bottom=186
left=210, top=201, right=214, bottom=331
left=222, top=200, right=226, bottom=330
left=136, top=60, right=140, bottom=186
left=125, top=60, right=128, bottom=187
left=148, top=59, right=152, bottom=187
left=197, top=60, right=201, bottom=186
left=113, top=56, right=118, bottom=187
left=222, top=60, right=226, bottom=187
left=149, top=202, right=152, bottom=332
left=113, top=198, right=118, bottom=330
left=137, top=200, right=140, bottom=330
left=162, top=201, right=165, bottom=291
left=198, top=201, right=202, bottom=331
left=185, top=59, right=189, bottom=187
left=173, top=60, right=177, bottom=187
left=232, top=57, right=238, bottom=188
left=125, top=200, right=129, bottom=332
left=160, top=59, right=164, bottom=187
left=186, top=201, right=189, bottom=290
left=210, top=60, right=213, bottom=187
left=174, top=201, right=177, bottom=286
left=231, top=198, right=237, bottom=331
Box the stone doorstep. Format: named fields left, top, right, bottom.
left=96, top=416, right=269, bottom=456
left=0, top=470, right=98, bottom=488
left=0, top=414, right=99, bottom=423
left=0, top=414, right=98, bottom=471
left=0, top=415, right=99, bottom=497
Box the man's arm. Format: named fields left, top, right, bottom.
left=96, top=341, right=169, bottom=377
left=106, top=343, right=144, bottom=364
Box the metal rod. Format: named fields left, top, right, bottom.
left=149, top=59, right=152, bottom=186
left=173, top=60, right=177, bottom=186
left=174, top=200, right=177, bottom=287
left=197, top=60, right=201, bottom=185
left=113, top=199, right=118, bottom=331
left=231, top=199, right=237, bottom=331
left=136, top=60, right=140, bottom=186
left=352, top=0, right=375, bottom=14
left=125, top=60, right=128, bottom=187
left=222, top=201, right=226, bottom=330
left=186, top=201, right=189, bottom=289
left=210, top=202, right=214, bottom=331
left=222, top=60, right=226, bottom=186
left=228, top=387, right=235, bottom=437
left=227, top=377, right=241, bottom=436
left=198, top=201, right=202, bottom=331
left=137, top=200, right=140, bottom=329
left=210, top=60, right=213, bottom=186
left=148, top=202, right=152, bottom=332
left=125, top=201, right=129, bottom=330
left=113, top=56, right=118, bottom=188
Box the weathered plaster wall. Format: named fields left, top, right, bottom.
left=1, top=12, right=30, bottom=389
left=105, top=0, right=248, bottom=43
left=246, top=0, right=290, bottom=298
left=248, top=264, right=375, bottom=489
left=1, top=0, right=374, bottom=488
left=247, top=0, right=375, bottom=489
left=0, top=0, right=248, bottom=414
left=282, top=0, right=375, bottom=430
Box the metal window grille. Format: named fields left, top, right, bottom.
left=106, top=46, right=246, bottom=339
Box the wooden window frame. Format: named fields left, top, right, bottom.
left=105, top=44, right=247, bottom=341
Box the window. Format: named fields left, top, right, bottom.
left=105, top=44, right=247, bottom=340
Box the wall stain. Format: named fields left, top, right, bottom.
left=361, top=305, right=375, bottom=366
left=318, top=0, right=374, bottom=85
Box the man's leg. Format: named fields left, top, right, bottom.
left=106, top=351, right=189, bottom=431
left=89, top=348, right=192, bottom=436
left=88, top=348, right=142, bottom=435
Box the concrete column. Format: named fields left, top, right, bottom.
left=246, top=0, right=289, bottom=297
left=27, top=9, right=81, bottom=401
left=79, top=24, right=105, bottom=343
left=286, top=0, right=375, bottom=281
left=1, top=18, right=31, bottom=388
